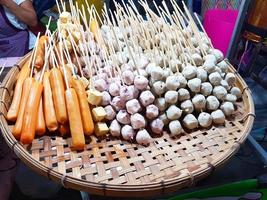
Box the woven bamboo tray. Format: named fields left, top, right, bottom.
left=0, top=54, right=255, bottom=198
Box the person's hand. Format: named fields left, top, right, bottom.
left=0, top=0, right=11, bottom=6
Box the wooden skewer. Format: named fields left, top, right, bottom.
left=0, top=61, right=7, bottom=81
left=30, top=33, right=41, bottom=77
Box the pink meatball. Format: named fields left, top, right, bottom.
left=101, top=91, right=111, bottom=106
left=94, top=78, right=108, bottom=92
left=109, top=82, right=120, bottom=97
left=150, top=118, right=164, bottom=134
left=128, top=85, right=139, bottom=99
left=121, top=125, right=135, bottom=141
left=134, top=75, right=149, bottom=90
left=122, top=70, right=135, bottom=85
left=116, top=110, right=131, bottom=125
left=109, top=119, right=121, bottom=137
left=131, top=113, right=146, bottom=129
left=111, top=96, right=126, bottom=111
left=126, top=99, right=141, bottom=114
left=120, top=86, right=135, bottom=101
left=139, top=91, right=155, bottom=107
left=146, top=104, right=159, bottom=120
left=104, top=105, right=116, bottom=121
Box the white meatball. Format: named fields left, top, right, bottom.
left=101, top=91, right=111, bottom=106
left=136, top=129, right=151, bottom=146
left=220, top=80, right=230, bottom=91
left=192, top=94, right=206, bottom=111
left=159, top=113, right=170, bottom=125
left=111, top=96, right=126, bottom=111
left=181, top=100, right=194, bottom=114
left=211, top=110, right=225, bottom=124
left=198, top=112, right=212, bottom=128
left=169, top=120, right=183, bottom=137
left=128, top=85, right=139, bottom=99
left=162, top=68, right=173, bottom=80
left=182, top=65, right=197, bottom=79
left=151, top=66, right=164, bottom=81
left=134, top=75, right=149, bottom=90
left=206, top=96, right=220, bottom=111
left=209, top=72, right=222, bottom=86
left=165, top=91, right=178, bottom=104
left=213, top=86, right=227, bottom=101
left=150, top=118, right=164, bottom=134
left=225, top=73, right=236, bottom=86
left=121, top=125, right=135, bottom=141
left=183, top=114, right=198, bottom=130
left=166, top=105, right=182, bottom=120
left=109, top=82, right=120, bottom=97
left=204, top=54, right=217, bottom=63
left=146, top=105, right=159, bottom=120
left=220, top=102, right=235, bottom=116
left=197, top=68, right=208, bottom=82
left=212, top=49, right=224, bottom=62
left=109, top=120, right=121, bottom=137
left=177, top=74, right=187, bottom=88
left=166, top=75, right=180, bottom=90
left=139, top=91, right=155, bottom=107
left=201, top=82, right=213, bottom=96
left=116, top=110, right=130, bottom=125
left=122, top=70, right=134, bottom=85
left=169, top=59, right=182, bottom=73
left=152, top=81, right=166, bottom=96
left=120, top=86, right=134, bottom=101
left=217, top=60, right=228, bottom=73
left=155, top=98, right=168, bottom=112
left=178, top=88, right=190, bottom=101
left=104, top=105, right=116, bottom=121
left=203, top=59, right=216, bottom=74
left=131, top=113, right=146, bottom=129
left=94, top=78, right=108, bottom=92
left=126, top=99, right=141, bottom=114
left=192, top=53, right=203, bottom=66
left=188, top=78, right=201, bottom=93
left=146, top=62, right=157, bottom=75
left=231, top=87, right=242, bottom=99
left=226, top=94, right=237, bottom=102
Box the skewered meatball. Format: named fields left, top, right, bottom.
left=230, top=87, right=242, bottom=99
left=155, top=98, right=168, bottom=112
left=182, top=65, right=197, bottom=79
left=116, top=110, right=130, bottom=125
left=169, top=120, right=183, bottom=137
left=121, top=125, right=135, bottom=141
left=197, top=68, right=208, bottom=82
left=225, top=73, right=236, bottom=86
left=109, top=82, right=120, bottom=97
left=94, top=78, right=108, bottom=92
left=102, top=91, right=111, bottom=106
left=104, top=105, right=116, bottom=121
left=177, top=74, right=187, bottom=88
left=128, top=85, right=139, bottom=99
left=122, top=70, right=134, bottom=85
left=220, top=80, right=230, bottom=91
left=206, top=96, right=220, bottom=111
left=183, top=114, right=198, bottom=130
left=136, top=129, right=151, bottom=146
left=126, top=99, right=141, bottom=114
left=213, top=86, right=227, bottom=101
left=134, top=75, right=149, bottom=90
left=139, top=91, right=155, bottom=107
left=198, top=112, right=212, bottom=128
left=152, top=81, right=166, bottom=96
left=146, top=105, right=159, bottom=120
left=211, top=110, right=225, bottom=124
left=159, top=113, right=170, bottom=125
left=150, top=118, right=164, bottom=134
left=226, top=94, right=237, bottom=102
left=151, top=66, right=164, bottom=81
left=166, top=105, right=182, bottom=120
left=165, top=91, right=178, bottom=104
left=201, top=82, right=213, bottom=96
left=209, top=72, right=222, bottom=86
left=217, top=60, right=228, bottom=73
left=212, top=49, right=224, bottom=62
left=178, top=88, right=190, bottom=101
left=120, top=86, right=135, bottom=101
left=109, top=120, right=121, bottom=137
left=192, top=53, right=203, bottom=66
left=220, top=102, right=235, bottom=116
left=181, top=100, right=194, bottom=114
left=166, top=75, right=180, bottom=91
left=131, top=113, right=146, bottom=129
left=188, top=78, right=201, bottom=93
left=192, top=94, right=206, bottom=111
left=203, top=59, right=216, bottom=74
left=111, top=96, right=126, bottom=111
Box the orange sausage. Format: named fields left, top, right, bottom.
left=43, top=71, right=58, bottom=132
left=49, top=68, right=68, bottom=124
left=35, top=98, right=46, bottom=136
left=65, top=88, right=85, bottom=150
left=35, top=36, right=49, bottom=69
left=59, top=123, right=70, bottom=137
left=7, top=60, right=31, bottom=122
left=12, top=77, right=34, bottom=139
left=73, top=79, right=94, bottom=135
left=20, top=81, right=43, bottom=144
left=60, top=67, right=74, bottom=88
